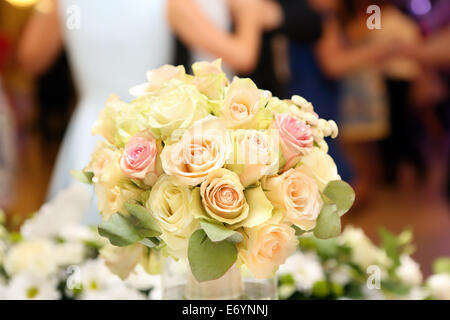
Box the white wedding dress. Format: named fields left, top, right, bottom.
left=48, top=0, right=172, bottom=224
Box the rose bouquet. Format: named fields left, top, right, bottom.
left=74, top=59, right=355, bottom=292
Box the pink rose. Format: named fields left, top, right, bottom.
left=120, top=132, right=159, bottom=185
left=273, top=113, right=313, bottom=171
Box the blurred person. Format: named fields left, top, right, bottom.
left=289, top=0, right=405, bottom=208
left=168, top=0, right=265, bottom=76
left=169, top=0, right=323, bottom=97
left=404, top=24, right=450, bottom=201
left=17, top=0, right=173, bottom=224
left=0, top=75, right=16, bottom=211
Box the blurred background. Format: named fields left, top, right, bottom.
left=0, top=0, right=448, bottom=276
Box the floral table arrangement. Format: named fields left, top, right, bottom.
left=0, top=186, right=449, bottom=300
left=72, top=59, right=357, bottom=299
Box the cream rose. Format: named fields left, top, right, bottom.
left=192, top=59, right=229, bottom=99
left=131, top=82, right=210, bottom=142
left=228, top=130, right=279, bottom=187
left=120, top=131, right=160, bottom=186
left=199, top=168, right=249, bottom=225
left=160, top=116, right=232, bottom=186
left=223, top=78, right=261, bottom=129
left=263, top=167, right=322, bottom=231
left=129, top=65, right=186, bottom=96
left=241, top=221, right=298, bottom=279
left=273, top=113, right=313, bottom=171
left=148, top=175, right=198, bottom=259
left=297, top=147, right=341, bottom=191
left=87, top=142, right=144, bottom=220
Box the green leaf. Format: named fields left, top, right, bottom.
left=98, top=203, right=161, bottom=246
left=98, top=213, right=142, bottom=246
left=433, top=257, right=450, bottom=275
left=323, top=180, right=355, bottom=216
left=312, top=280, right=330, bottom=298
left=200, top=220, right=243, bottom=243
left=70, top=170, right=94, bottom=184
left=125, top=203, right=161, bottom=237
left=188, top=229, right=237, bottom=282
left=293, top=225, right=306, bottom=236
left=139, top=237, right=161, bottom=248
left=313, top=204, right=341, bottom=239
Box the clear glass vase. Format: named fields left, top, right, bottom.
left=161, top=256, right=278, bottom=300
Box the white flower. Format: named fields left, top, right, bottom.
left=329, top=264, right=353, bottom=286
left=427, top=274, right=450, bottom=300
left=21, top=184, right=91, bottom=241
left=77, top=259, right=122, bottom=297
left=4, top=240, right=58, bottom=277
left=278, top=251, right=325, bottom=293
left=396, top=254, right=423, bottom=287
left=3, top=273, right=60, bottom=300
left=81, top=285, right=146, bottom=300
left=339, top=226, right=391, bottom=271
left=149, top=286, right=162, bottom=300
left=125, top=264, right=160, bottom=291
left=297, top=147, right=340, bottom=191
left=53, top=242, right=86, bottom=267
left=361, top=286, right=386, bottom=300
left=58, top=224, right=106, bottom=245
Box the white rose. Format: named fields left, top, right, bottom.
left=298, top=147, right=341, bottom=191
left=148, top=175, right=198, bottom=259
left=131, top=82, right=210, bottom=141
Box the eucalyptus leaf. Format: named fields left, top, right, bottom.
left=139, top=237, right=160, bottom=248
left=293, top=225, right=307, bottom=236
left=188, top=229, right=237, bottom=282
left=98, top=213, right=142, bottom=247
left=313, top=204, right=341, bottom=239
left=200, top=220, right=243, bottom=243
left=125, top=203, right=162, bottom=237
left=70, top=170, right=94, bottom=185
left=323, top=180, right=355, bottom=216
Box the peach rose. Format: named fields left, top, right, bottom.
left=273, top=113, right=313, bottom=171
left=241, top=222, right=298, bottom=279
left=160, top=116, right=231, bottom=186
left=129, top=65, right=186, bottom=96
left=263, top=167, right=322, bottom=231
left=120, top=131, right=159, bottom=186
left=223, top=78, right=261, bottom=128
left=200, top=169, right=249, bottom=225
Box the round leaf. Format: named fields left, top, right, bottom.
left=200, top=220, right=243, bottom=243
left=188, top=229, right=237, bottom=282
left=98, top=213, right=142, bottom=246
left=313, top=204, right=341, bottom=239
left=323, top=180, right=355, bottom=216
